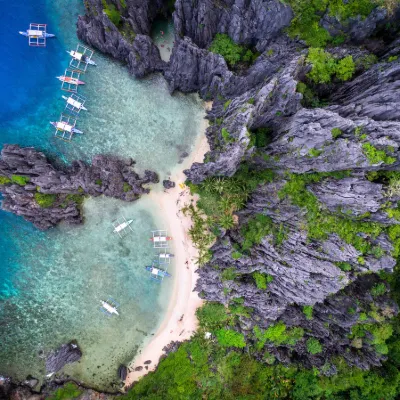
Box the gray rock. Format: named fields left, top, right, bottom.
left=163, top=180, right=176, bottom=189
left=45, top=342, right=82, bottom=374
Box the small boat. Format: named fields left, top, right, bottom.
left=56, top=75, right=85, bottom=85
left=113, top=219, right=134, bottom=234
left=67, top=50, right=96, bottom=66
left=50, top=121, right=83, bottom=134
left=150, top=236, right=172, bottom=242
left=159, top=252, right=174, bottom=259
left=62, top=95, right=87, bottom=111
left=145, top=266, right=171, bottom=278
left=100, top=300, right=119, bottom=316
left=19, top=30, right=55, bottom=38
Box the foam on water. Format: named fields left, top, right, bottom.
left=0, top=0, right=205, bottom=389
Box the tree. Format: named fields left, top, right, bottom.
left=306, top=48, right=337, bottom=83
left=307, top=338, right=323, bottom=354
left=216, top=328, right=246, bottom=348
left=336, top=55, right=355, bottom=81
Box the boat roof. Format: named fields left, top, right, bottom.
left=151, top=268, right=160, bottom=275
left=27, top=29, right=44, bottom=36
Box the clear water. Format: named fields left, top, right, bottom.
left=0, top=0, right=204, bottom=390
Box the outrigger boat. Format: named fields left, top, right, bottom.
left=159, top=252, right=174, bottom=259
left=150, top=236, right=172, bottom=243
left=19, top=24, right=55, bottom=47
left=50, top=121, right=83, bottom=134
left=100, top=299, right=119, bottom=316
left=67, top=50, right=96, bottom=66
left=150, top=230, right=172, bottom=248
left=113, top=219, right=134, bottom=234
left=56, top=75, right=85, bottom=85
left=145, top=265, right=171, bottom=282
left=62, top=95, right=87, bottom=112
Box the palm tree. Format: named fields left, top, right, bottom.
left=219, top=214, right=235, bottom=230
left=213, top=177, right=227, bottom=194
left=201, top=178, right=216, bottom=194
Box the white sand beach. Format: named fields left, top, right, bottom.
left=124, top=108, right=211, bottom=387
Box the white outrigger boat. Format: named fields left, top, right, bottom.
left=68, top=44, right=96, bottom=72
left=150, top=230, right=172, bottom=248
left=62, top=94, right=87, bottom=113
left=56, top=75, right=85, bottom=85
left=50, top=120, right=83, bottom=135
left=19, top=23, right=55, bottom=46
left=112, top=216, right=134, bottom=238
left=113, top=219, right=133, bottom=234
left=100, top=298, right=120, bottom=316
left=68, top=50, right=96, bottom=66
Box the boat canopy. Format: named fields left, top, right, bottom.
left=27, top=29, right=44, bottom=36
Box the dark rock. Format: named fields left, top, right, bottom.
left=118, top=365, right=127, bottom=381
left=0, top=145, right=158, bottom=229
left=45, top=342, right=82, bottom=374
left=143, top=360, right=151, bottom=365
left=163, top=180, right=175, bottom=189
left=134, top=366, right=143, bottom=371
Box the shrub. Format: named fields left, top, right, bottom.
left=196, top=302, right=230, bottom=329
left=95, top=179, right=102, bottom=185
left=11, top=175, right=30, bottom=185
left=231, top=251, right=242, bottom=259
left=216, top=329, right=246, bottom=348
left=209, top=33, right=256, bottom=68
left=306, top=48, right=337, bottom=83
left=331, top=128, right=343, bottom=139
left=102, top=1, right=121, bottom=26
left=47, top=382, right=82, bottom=400
left=221, top=267, right=237, bottom=281
left=241, top=214, right=273, bottom=251
left=371, top=283, right=386, bottom=297
left=34, top=192, right=57, bottom=208
left=303, top=305, right=314, bottom=320
left=221, top=128, right=233, bottom=143
left=362, top=143, right=396, bottom=165
left=253, top=272, right=273, bottom=290
left=307, top=338, right=323, bottom=354
left=307, top=48, right=355, bottom=83
left=308, top=148, right=323, bottom=157
left=389, top=55, right=398, bottom=62
left=123, top=182, right=132, bottom=192
left=254, top=323, right=304, bottom=348
left=250, top=127, right=272, bottom=148
left=224, top=100, right=232, bottom=110
left=0, top=175, right=11, bottom=184
left=335, top=55, right=356, bottom=81
left=65, top=194, right=85, bottom=206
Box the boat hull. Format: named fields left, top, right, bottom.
left=19, top=31, right=55, bottom=38
left=145, top=266, right=171, bottom=277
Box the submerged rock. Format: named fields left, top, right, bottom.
left=117, top=365, right=127, bottom=381
left=45, top=342, right=82, bottom=374
left=163, top=180, right=175, bottom=189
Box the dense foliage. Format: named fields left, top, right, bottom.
left=34, top=192, right=57, bottom=208
left=209, top=34, right=258, bottom=68
left=286, top=0, right=392, bottom=47
left=306, top=48, right=355, bottom=83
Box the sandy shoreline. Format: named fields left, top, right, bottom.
left=124, top=107, right=211, bottom=387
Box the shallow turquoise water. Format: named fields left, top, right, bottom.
left=0, top=0, right=204, bottom=389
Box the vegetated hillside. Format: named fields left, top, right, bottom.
left=87, top=0, right=400, bottom=398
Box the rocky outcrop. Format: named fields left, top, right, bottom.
left=173, top=0, right=293, bottom=51
left=0, top=145, right=158, bottom=229
left=45, top=342, right=82, bottom=374
left=77, top=0, right=166, bottom=77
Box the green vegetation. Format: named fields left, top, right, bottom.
left=65, top=194, right=85, bottom=206
left=296, top=82, right=326, bottom=108
left=102, top=0, right=121, bottom=26
left=221, top=267, right=237, bottom=281
left=216, top=328, right=246, bottom=348
left=306, top=48, right=355, bottom=84
left=123, top=182, right=132, bottom=192
left=196, top=302, right=230, bottom=329
left=331, top=127, right=343, bottom=139
left=11, top=175, right=30, bottom=186
left=362, top=143, right=396, bottom=165
left=306, top=338, right=323, bottom=354
left=303, top=305, right=314, bottom=320
left=231, top=251, right=242, bottom=259
left=249, top=127, right=272, bottom=148
left=389, top=55, right=399, bottom=62
left=308, top=148, right=323, bottom=157
left=286, top=0, right=386, bottom=47
left=95, top=179, right=102, bottom=186
left=34, top=192, right=57, bottom=208
left=209, top=34, right=257, bottom=68
left=254, top=322, right=304, bottom=348
left=371, top=283, right=387, bottom=297
left=46, top=382, right=82, bottom=400
left=221, top=128, right=234, bottom=144
left=253, top=272, right=273, bottom=289
left=0, top=175, right=11, bottom=184
left=223, top=99, right=232, bottom=110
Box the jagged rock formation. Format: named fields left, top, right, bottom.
left=45, top=342, right=82, bottom=374
left=73, top=0, right=400, bottom=372
left=0, top=145, right=158, bottom=229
